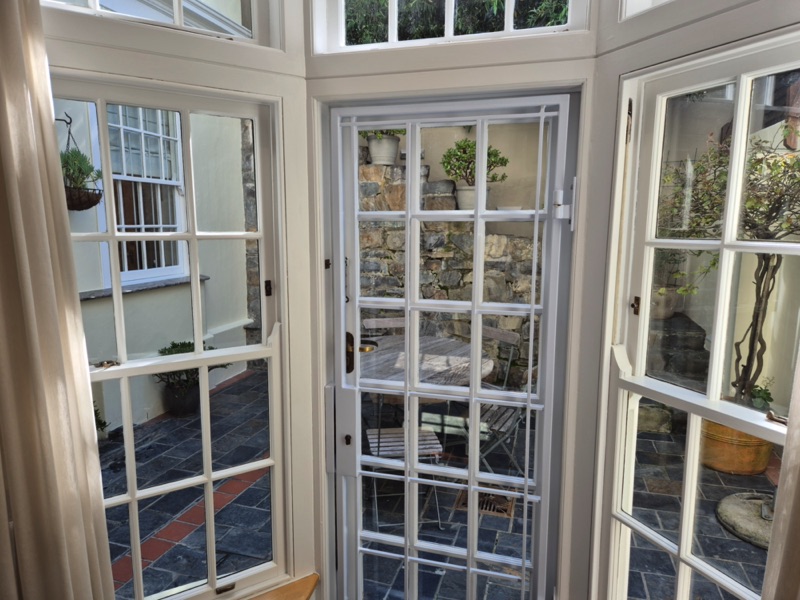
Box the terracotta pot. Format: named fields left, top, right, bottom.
left=701, top=420, right=773, bottom=475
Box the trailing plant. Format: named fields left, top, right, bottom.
left=440, top=138, right=509, bottom=187
left=60, top=147, right=102, bottom=189
left=516, top=0, right=568, bottom=28
left=153, top=341, right=230, bottom=390
left=94, top=401, right=108, bottom=433
left=345, top=0, right=388, bottom=45
left=454, top=0, right=504, bottom=35
left=358, top=129, right=406, bottom=139
left=399, top=0, right=445, bottom=40
left=659, top=127, right=800, bottom=407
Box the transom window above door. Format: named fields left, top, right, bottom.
left=325, top=0, right=584, bottom=50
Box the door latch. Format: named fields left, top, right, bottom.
left=631, top=296, right=641, bottom=316
left=346, top=332, right=355, bottom=373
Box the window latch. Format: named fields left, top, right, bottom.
left=631, top=296, right=641, bottom=316
left=264, top=280, right=273, bottom=297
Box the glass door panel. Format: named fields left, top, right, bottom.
left=334, top=96, right=572, bottom=599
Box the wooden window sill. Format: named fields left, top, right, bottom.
left=249, top=573, right=319, bottom=600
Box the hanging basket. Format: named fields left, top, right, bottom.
left=65, top=187, right=103, bottom=211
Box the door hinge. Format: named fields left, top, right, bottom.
left=553, top=189, right=572, bottom=220
left=264, top=280, right=273, bottom=296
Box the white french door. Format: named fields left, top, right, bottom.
left=331, top=96, right=575, bottom=599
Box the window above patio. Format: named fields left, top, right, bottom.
left=317, top=0, right=585, bottom=53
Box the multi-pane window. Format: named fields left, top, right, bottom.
left=609, top=58, right=799, bottom=600
left=108, top=104, right=184, bottom=282
left=343, top=0, right=572, bottom=47
left=42, top=0, right=260, bottom=41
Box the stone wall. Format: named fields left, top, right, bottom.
left=358, top=163, right=539, bottom=391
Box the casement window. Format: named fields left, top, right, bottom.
left=606, top=37, right=800, bottom=600
left=57, top=80, right=289, bottom=599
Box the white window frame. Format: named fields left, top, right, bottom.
left=314, top=0, right=587, bottom=54
left=602, top=31, right=800, bottom=600
left=57, top=78, right=294, bottom=600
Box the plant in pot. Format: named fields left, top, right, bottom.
left=660, top=128, right=800, bottom=474
left=60, top=147, right=104, bottom=211
left=440, top=138, right=509, bottom=210
left=359, top=129, right=406, bottom=166
left=153, top=341, right=230, bottom=417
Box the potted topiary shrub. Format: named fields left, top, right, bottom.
left=660, top=129, right=800, bottom=474
left=153, top=341, right=230, bottom=416
left=440, top=138, right=509, bottom=209
left=60, top=147, right=103, bottom=211
left=359, top=129, right=406, bottom=166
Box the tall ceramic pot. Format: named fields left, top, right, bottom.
left=367, top=135, right=400, bottom=166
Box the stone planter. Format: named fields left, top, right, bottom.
left=650, top=286, right=680, bottom=320
left=367, top=135, right=400, bottom=166
left=163, top=383, right=201, bottom=417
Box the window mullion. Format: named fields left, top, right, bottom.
left=181, top=110, right=204, bottom=352
left=505, top=0, right=515, bottom=32
left=388, top=0, right=398, bottom=43
left=173, top=0, right=183, bottom=27
left=444, top=0, right=455, bottom=38
left=675, top=413, right=702, bottom=598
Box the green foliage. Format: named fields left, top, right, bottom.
left=94, top=401, right=108, bottom=433
left=516, top=0, right=568, bottom=29
left=60, top=147, right=102, bottom=189
left=455, top=0, right=504, bottom=36
left=440, top=138, right=509, bottom=187
left=345, top=0, right=388, bottom=45
left=153, top=341, right=230, bottom=390
left=399, top=0, right=445, bottom=41
left=659, top=128, right=800, bottom=406
left=358, top=129, right=406, bottom=140
left=750, top=377, right=775, bottom=410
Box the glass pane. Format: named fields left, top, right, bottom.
left=475, top=492, right=533, bottom=560
left=131, top=372, right=203, bottom=490
left=398, top=0, right=445, bottom=41
left=690, top=570, right=738, bottom=600
left=420, top=562, right=467, bottom=599
left=192, top=114, right=257, bottom=232
left=360, top=222, right=406, bottom=297
left=143, top=108, right=159, bottom=133
left=210, top=363, right=270, bottom=470
left=124, top=131, right=144, bottom=177
left=198, top=240, right=262, bottom=349
left=480, top=314, right=533, bottom=393
left=99, top=0, right=174, bottom=25
left=656, top=84, right=737, bottom=240
left=419, top=397, right=468, bottom=470
left=362, top=553, right=404, bottom=597
left=418, top=311, right=473, bottom=387
left=360, top=308, right=406, bottom=381
left=739, top=68, right=800, bottom=242
left=723, top=253, right=799, bottom=416
left=514, top=0, right=568, bottom=29
left=362, top=393, right=407, bottom=464
left=694, top=419, right=779, bottom=594
left=362, top=474, right=405, bottom=536
left=214, top=473, right=273, bottom=577
left=75, top=242, right=118, bottom=363
left=121, top=241, right=193, bottom=358
left=624, top=400, right=687, bottom=544
left=345, top=0, right=388, bottom=45
left=476, top=403, right=532, bottom=479
left=483, top=222, right=540, bottom=305
left=627, top=531, right=677, bottom=599
left=647, top=249, right=719, bottom=394
left=455, top=0, right=505, bottom=35
left=108, top=505, right=134, bottom=596
left=144, top=134, right=162, bottom=179
left=421, top=125, right=470, bottom=211
left=96, top=380, right=125, bottom=497
left=420, top=221, right=474, bottom=300
left=487, top=121, right=544, bottom=210
left=184, top=0, right=253, bottom=38
left=476, top=569, right=528, bottom=599
left=109, top=128, right=123, bottom=175
left=359, top=131, right=406, bottom=206
left=162, top=139, right=180, bottom=181
left=122, top=105, right=140, bottom=129
left=138, top=486, right=207, bottom=597
left=417, top=479, right=466, bottom=548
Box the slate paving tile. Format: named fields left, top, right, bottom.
left=705, top=557, right=750, bottom=586
left=717, top=473, right=774, bottom=491
left=215, top=503, right=270, bottom=530
left=700, top=467, right=723, bottom=485
left=741, top=562, right=765, bottom=592
left=699, top=484, right=756, bottom=501
left=634, top=464, right=670, bottom=479
left=164, top=439, right=202, bottom=460
left=217, top=445, right=263, bottom=467
left=697, top=534, right=768, bottom=565
left=217, top=527, right=272, bottom=560
left=479, top=513, right=512, bottom=532
left=637, top=432, right=674, bottom=441
left=418, top=569, right=444, bottom=598
left=627, top=570, right=647, bottom=599
left=233, top=485, right=270, bottom=508
left=629, top=547, right=676, bottom=576
left=643, top=573, right=675, bottom=599
left=637, top=451, right=683, bottom=466
left=144, top=468, right=195, bottom=488
left=656, top=510, right=680, bottom=531
left=109, top=541, right=129, bottom=561
left=141, top=566, right=181, bottom=596
left=694, top=515, right=726, bottom=537
left=364, top=555, right=402, bottom=585
left=151, top=544, right=208, bottom=579
left=362, top=579, right=390, bottom=599
left=631, top=507, right=661, bottom=529
left=690, top=573, right=723, bottom=599
left=654, top=440, right=686, bottom=455
left=645, top=477, right=683, bottom=495
left=147, top=487, right=203, bottom=517
left=636, top=439, right=657, bottom=453
left=138, top=509, right=175, bottom=539
left=633, top=491, right=681, bottom=512
left=437, top=571, right=467, bottom=599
